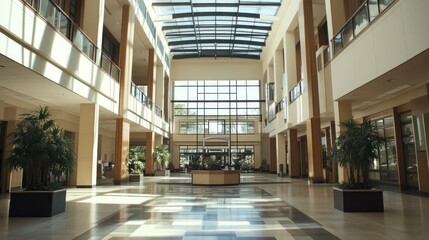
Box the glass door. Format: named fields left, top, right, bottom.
left=400, top=112, right=419, bottom=188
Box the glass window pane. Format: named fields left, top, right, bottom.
left=174, top=87, right=187, bottom=100
left=353, top=4, right=369, bottom=36
left=368, top=0, right=380, bottom=21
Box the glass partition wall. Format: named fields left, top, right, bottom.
left=173, top=80, right=262, bottom=170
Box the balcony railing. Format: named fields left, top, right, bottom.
left=155, top=106, right=162, bottom=118
left=23, top=0, right=120, bottom=81
left=289, top=79, right=305, bottom=103
left=323, top=45, right=331, bottom=66
left=331, top=0, right=396, bottom=57
left=130, top=82, right=153, bottom=110
left=268, top=102, right=276, bottom=123
left=100, top=52, right=120, bottom=82
left=277, top=98, right=286, bottom=113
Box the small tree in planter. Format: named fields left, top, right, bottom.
left=5, top=106, right=75, bottom=216
left=128, top=146, right=145, bottom=182
left=330, top=118, right=386, bottom=212
left=153, top=144, right=171, bottom=176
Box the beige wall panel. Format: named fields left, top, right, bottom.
left=398, top=0, right=429, bottom=59
left=172, top=60, right=262, bottom=80
left=262, top=0, right=300, bottom=69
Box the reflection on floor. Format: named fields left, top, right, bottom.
left=74, top=185, right=338, bottom=240
left=1, top=173, right=429, bottom=240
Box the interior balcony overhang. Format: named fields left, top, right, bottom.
left=0, top=0, right=120, bottom=114
left=335, top=49, right=429, bottom=114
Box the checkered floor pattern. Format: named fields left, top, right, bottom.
left=74, top=185, right=339, bottom=240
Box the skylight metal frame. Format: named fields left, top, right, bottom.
left=152, top=0, right=281, bottom=59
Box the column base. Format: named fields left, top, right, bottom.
left=308, top=177, right=324, bottom=184
left=76, top=185, right=95, bottom=188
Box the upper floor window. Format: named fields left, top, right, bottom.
left=173, top=80, right=261, bottom=117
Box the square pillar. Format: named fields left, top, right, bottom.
left=276, top=133, right=286, bottom=175
left=114, top=118, right=130, bottom=185
left=334, top=100, right=352, bottom=183
left=76, top=103, right=99, bottom=187
left=288, top=129, right=299, bottom=177
left=306, top=117, right=323, bottom=183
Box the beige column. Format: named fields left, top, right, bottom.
left=334, top=100, right=352, bottom=183
left=155, top=65, right=164, bottom=115
left=114, top=4, right=135, bottom=185
left=77, top=103, right=99, bottom=187
left=164, top=74, right=170, bottom=122
left=299, top=0, right=323, bottom=183
left=155, top=134, right=162, bottom=146
left=324, top=0, right=347, bottom=40
left=81, top=0, right=105, bottom=48
left=145, top=48, right=157, bottom=175
left=274, top=50, right=284, bottom=103
left=283, top=32, right=297, bottom=101
left=288, top=129, right=299, bottom=177
left=147, top=49, right=156, bottom=107
left=118, top=4, right=135, bottom=116
left=276, top=133, right=286, bottom=175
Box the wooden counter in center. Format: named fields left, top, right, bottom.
left=191, top=170, right=240, bottom=185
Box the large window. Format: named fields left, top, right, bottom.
left=179, top=121, right=255, bottom=135
left=368, top=116, right=398, bottom=184
left=173, top=80, right=261, bottom=117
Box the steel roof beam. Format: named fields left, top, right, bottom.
left=169, top=39, right=265, bottom=46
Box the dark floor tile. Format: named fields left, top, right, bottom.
left=258, top=211, right=285, bottom=218
left=301, top=228, right=341, bottom=240
left=237, top=238, right=277, bottom=240
left=191, top=206, right=207, bottom=212
left=249, top=220, right=265, bottom=225
left=185, top=231, right=236, bottom=236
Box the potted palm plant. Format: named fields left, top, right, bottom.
left=331, top=118, right=385, bottom=212
left=128, top=146, right=145, bottom=182
left=153, top=144, right=171, bottom=176
left=5, top=107, right=75, bottom=217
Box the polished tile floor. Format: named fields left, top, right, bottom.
left=1, top=173, right=428, bottom=240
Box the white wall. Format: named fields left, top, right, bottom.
left=0, top=0, right=119, bottom=113
left=331, top=0, right=429, bottom=100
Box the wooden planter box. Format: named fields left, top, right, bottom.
left=9, top=189, right=67, bottom=217
left=333, top=187, right=384, bottom=212
left=129, top=174, right=144, bottom=182
left=191, top=170, right=240, bottom=185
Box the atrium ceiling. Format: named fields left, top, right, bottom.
left=151, top=0, right=282, bottom=60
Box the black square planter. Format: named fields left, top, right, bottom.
left=9, top=189, right=67, bottom=217
left=333, top=187, right=384, bottom=212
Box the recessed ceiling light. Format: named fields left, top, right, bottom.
left=0, top=65, right=5, bottom=68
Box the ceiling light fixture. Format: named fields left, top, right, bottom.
left=0, top=65, right=5, bottom=68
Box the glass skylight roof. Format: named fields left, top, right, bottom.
left=152, top=0, right=281, bottom=59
